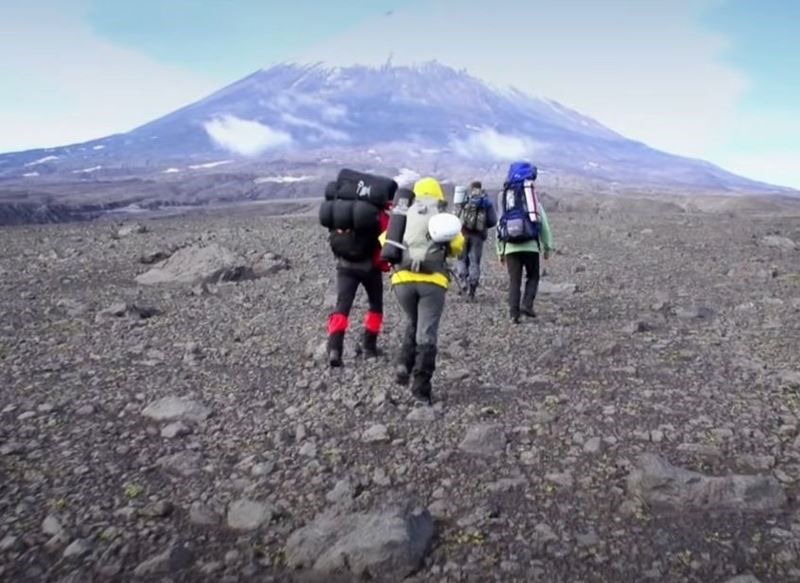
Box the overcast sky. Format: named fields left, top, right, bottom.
left=1, top=0, right=797, bottom=187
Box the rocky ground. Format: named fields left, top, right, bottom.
left=1, top=199, right=800, bottom=582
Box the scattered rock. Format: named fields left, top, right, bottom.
left=63, top=538, right=93, bottom=559
left=189, top=503, right=219, bottom=526
left=545, top=471, right=574, bottom=489
left=141, top=501, right=175, bottom=518
left=161, top=421, right=191, bottom=439
left=142, top=396, right=211, bottom=423
left=226, top=499, right=274, bottom=531
left=459, top=424, right=507, bottom=456
left=133, top=544, right=194, bottom=577
left=42, top=515, right=65, bottom=538
left=725, top=576, right=762, bottom=583
left=56, top=298, right=88, bottom=317
left=251, top=252, right=291, bottom=277
left=583, top=436, right=603, bottom=454
left=95, top=302, right=158, bottom=322
left=362, top=424, right=390, bottom=444
left=761, top=235, right=796, bottom=251
left=156, top=452, right=204, bottom=477
left=406, top=407, right=437, bottom=423
left=285, top=507, right=435, bottom=582
left=0, top=535, right=18, bottom=552
left=627, top=453, right=787, bottom=511
left=326, top=479, right=356, bottom=506
left=675, top=305, right=715, bottom=321
left=538, top=281, right=578, bottom=295
left=115, top=222, right=148, bottom=237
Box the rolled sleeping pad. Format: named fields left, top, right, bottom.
left=453, top=185, right=467, bottom=206
left=331, top=199, right=355, bottom=231
left=322, top=199, right=381, bottom=233
left=324, top=180, right=338, bottom=201
left=381, top=187, right=414, bottom=265
left=319, top=199, right=335, bottom=229
left=336, top=168, right=398, bottom=207
left=352, top=199, right=381, bottom=232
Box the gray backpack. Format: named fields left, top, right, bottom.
left=400, top=197, right=447, bottom=274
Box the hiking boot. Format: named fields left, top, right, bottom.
left=362, top=332, right=379, bottom=359
left=411, top=374, right=432, bottom=404
left=327, top=332, right=344, bottom=368
left=395, top=337, right=416, bottom=385
left=395, top=364, right=411, bottom=386
left=521, top=308, right=537, bottom=319
left=411, top=344, right=437, bottom=405
left=467, top=284, right=477, bottom=301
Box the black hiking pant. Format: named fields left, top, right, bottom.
left=506, top=251, right=540, bottom=318
left=328, top=266, right=384, bottom=340
left=334, top=267, right=383, bottom=317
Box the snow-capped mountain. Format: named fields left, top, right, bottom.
left=0, top=61, right=791, bottom=195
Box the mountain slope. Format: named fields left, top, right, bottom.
left=0, top=61, right=792, bottom=195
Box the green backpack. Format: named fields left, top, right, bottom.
left=400, top=197, right=447, bottom=274
left=459, top=198, right=488, bottom=233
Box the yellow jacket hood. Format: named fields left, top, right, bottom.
left=413, top=177, right=445, bottom=202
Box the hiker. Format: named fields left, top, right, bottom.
left=455, top=180, right=497, bottom=299
left=380, top=177, right=464, bottom=404
left=496, top=162, right=554, bottom=324
left=319, top=170, right=397, bottom=367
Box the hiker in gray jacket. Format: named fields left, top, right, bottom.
left=455, top=181, right=497, bottom=299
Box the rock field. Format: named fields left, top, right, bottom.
left=1, top=200, right=800, bottom=582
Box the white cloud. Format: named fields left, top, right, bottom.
left=0, top=1, right=217, bottom=152
left=204, top=116, right=292, bottom=156
left=394, top=168, right=421, bottom=187
left=297, top=0, right=746, bottom=160
left=452, top=129, right=542, bottom=161
left=279, top=113, right=348, bottom=141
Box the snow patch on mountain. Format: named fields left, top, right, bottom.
left=163, top=167, right=180, bottom=173
left=280, top=113, right=348, bottom=142
left=452, top=129, right=542, bottom=161
left=25, top=155, right=59, bottom=167
left=204, top=115, right=292, bottom=156
left=72, top=166, right=102, bottom=174
left=254, top=175, right=313, bottom=184
left=23, top=172, right=39, bottom=178
left=188, top=160, right=233, bottom=170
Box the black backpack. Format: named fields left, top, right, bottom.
left=319, top=182, right=382, bottom=262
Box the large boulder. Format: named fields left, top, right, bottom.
left=135, top=243, right=286, bottom=286
left=458, top=424, right=507, bottom=456
left=285, top=507, right=435, bottom=582
left=761, top=235, right=796, bottom=251
left=142, top=396, right=211, bottom=423
left=627, top=453, right=786, bottom=512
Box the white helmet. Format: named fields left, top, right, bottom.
left=428, top=212, right=462, bottom=243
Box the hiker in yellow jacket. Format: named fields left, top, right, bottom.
left=380, top=177, right=464, bottom=404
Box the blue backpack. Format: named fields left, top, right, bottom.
left=497, top=162, right=540, bottom=244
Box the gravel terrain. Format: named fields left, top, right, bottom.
left=1, top=198, right=800, bottom=582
